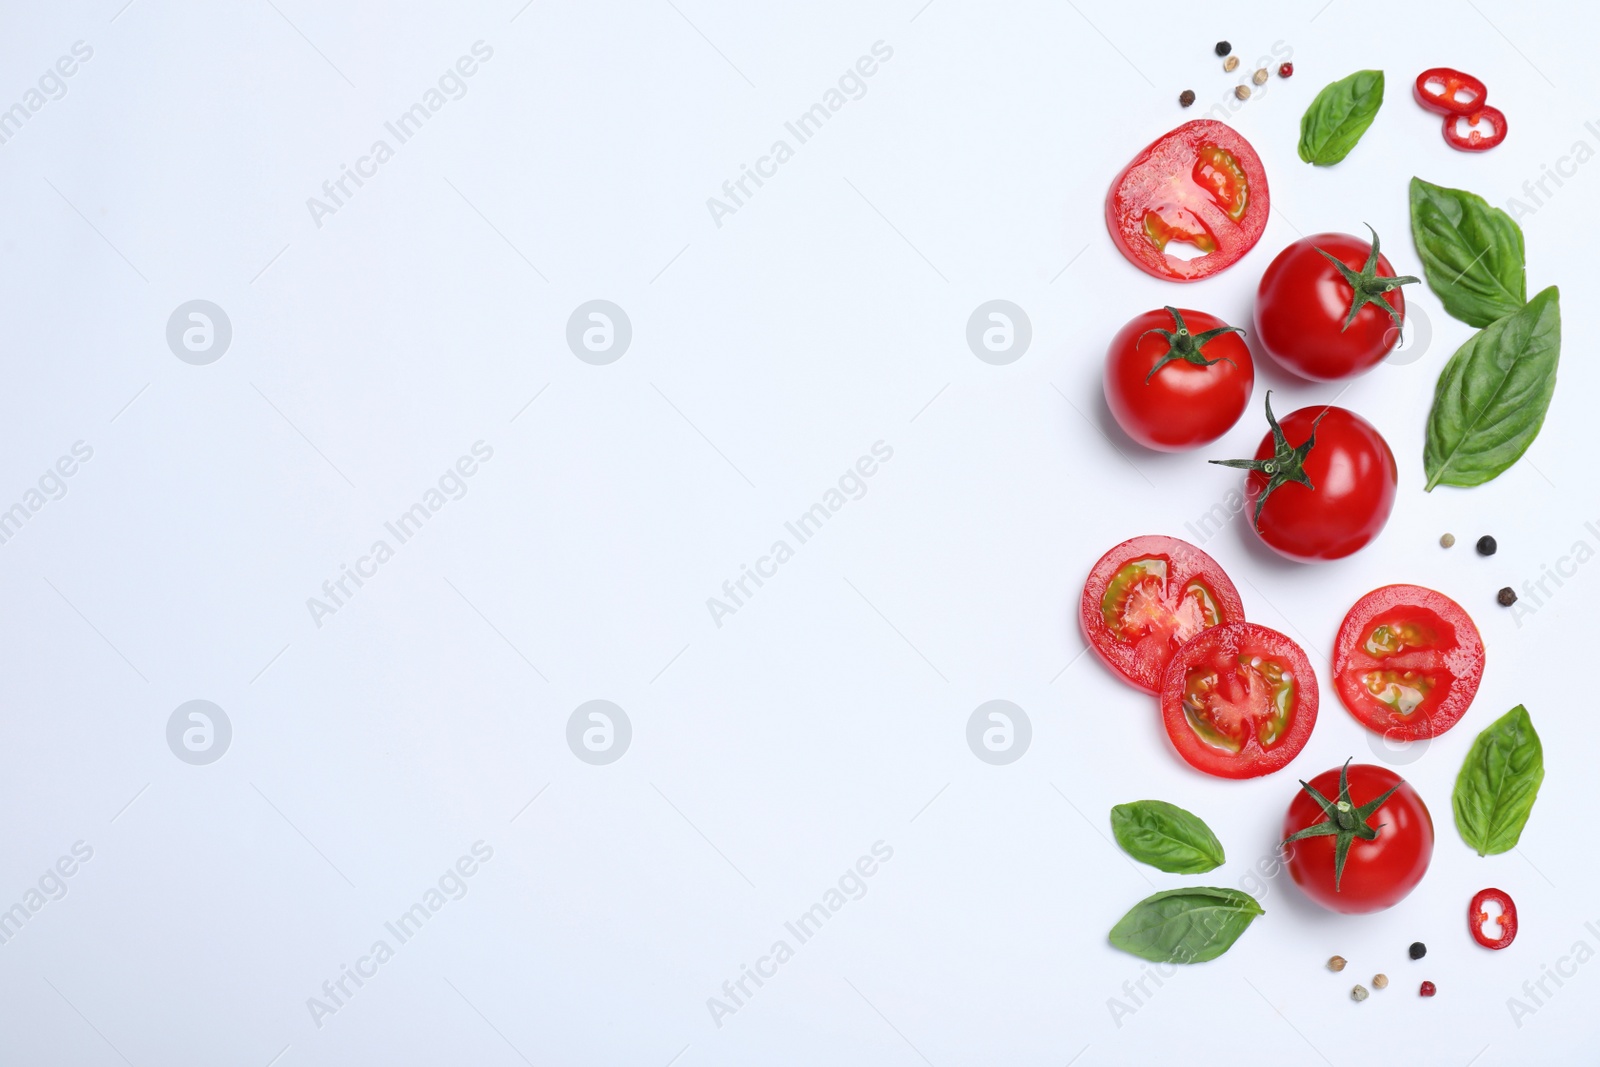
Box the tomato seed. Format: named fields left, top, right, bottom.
left=1234, top=84, right=1250, bottom=100
left=1373, top=973, right=1389, bottom=990
left=1328, top=955, right=1347, bottom=972
left=1279, top=62, right=1294, bottom=78
left=1224, top=56, right=1241, bottom=72
left=1351, top=984, right=1369, bottom=1002
left=1498, top=586, right=1518, bottom=606
left=1216, top=41, right=1232, bottom=57
left=1410, top=941, right=1427, bottom=959
left=1476, top=535, right=1497, bottom=556
left=1440, top=533, right=1456, bottom=548
left=1420, top=980, right=1437, bottom=997
left=1253, top=68, right=1269, bottom=86
left=1180, top=89, right=1196, bottom=107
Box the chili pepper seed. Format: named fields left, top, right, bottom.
left=1351, top=985, right=1370, bottom=1002
left=1440, top=533, right=1456, bottom=548
left=1279, top=62, right=1294, bottom=78
left=1498, top=586, right=1518, bottom=606
left=1234, top=84, right=1251, bottom=100
left=1224, top=56, right=1241, bottom=72
left=1410, top=941, right=1427, bottom=960
left=1180, top=89, right=1196, bottom=107
left=1477, top=535, right=1498, bottom=556
left=1252, top=68, right=1269, bottom=85
left=1328, top=955, right=1347, bottom=972
left=1373, top=974, right=1389, bottom=990
left=1420, top=980, right=1437, bottom=997
left=1216, top=41, right=1232, bottom=57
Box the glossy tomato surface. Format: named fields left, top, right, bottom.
left=1159, top=622, right=1317, bottom=778
left=1254, top=232, right=1406, bottom=381
left=1104, top=308, right=1254, bottom=451
left=1239, top=405, right=1397, bottom=562
left=1080, top=535, right=1245, bottom=693
left=1284, top=764, right=1434, bottom=914
left=1105, top=120, right=1270, bottom=282
left=1334, top=585, right=1485, bottom=740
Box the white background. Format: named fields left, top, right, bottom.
left=1, top=1, right=1596, bottom=1064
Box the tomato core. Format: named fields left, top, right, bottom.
left=1182, top=653, right=1293, bottom=753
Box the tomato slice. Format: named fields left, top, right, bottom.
left=1105, top=120, right=1270, bottom=282
left=1080, top=535, right=1245, bottom=693
left=1469, top=888, right=1517, bottom=949
left=1441, top=106, right=1507, bottom=152
left=1159, top=622, right=1317, bottom=779
left=1333, top=585, right=1484, bottom=741
left=1413, top=68, right=1488, bottom=115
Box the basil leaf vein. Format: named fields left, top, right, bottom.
left=1453, top=705, right=1545, bottom=856
left=1108, top=887, right=1263, bottom=963
left=1298, top=70, right=1384, bottom=166
left=1424, top=285, right=1560, bottom=490
left=1110, top=800, right=1225, bottom=873
left=1409, top=177, right=1527, bottom=328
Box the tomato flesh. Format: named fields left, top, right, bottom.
left=1284, top=764, right=1434, bottom=914
left=1334, top=585, right=1485, bottom=740
left=1105, top=120, right=1270, bottom=282
left=1080, top=536, right=1244, bottom=693
left=1159, top=622, right=1317, bottom=779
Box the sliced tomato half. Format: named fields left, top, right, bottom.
left=1080, top=535, right=1245, bottom=693
left=1105, top=120, right=1271, bottom=282
left=1160, top=622, right=1317, bottom=779
left=1333, top=585, right=1485, bottom=741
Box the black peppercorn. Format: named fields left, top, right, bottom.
left=1215, top=41, right=1232, bottom=56
left=1409, top=941, right=1427, bottom=960
left=1498, top=587, right=1518, bottom=606
left=1179, top=89, right=1196, bottom=107
left=1477, top=535, right=1497, bottom=556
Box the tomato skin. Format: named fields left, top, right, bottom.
left=1254, top=233, right=1406, bottom=381
left=1158, top=621, right=1318, bottom=779
left=1105, top=120, right=1270, bottom=282
left=1240, top=406, right=1397, bottom=562
left=1334, top=585, right=1485, bottom=740
left=1104, top=309, right=1254, bottom=451
left=1080, top=535, right=1245, bottom=693
left=1284, top=765, right=1433, bottom=914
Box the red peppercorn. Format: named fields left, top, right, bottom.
left=1420, top=981, right=1437, bottom=997
left=1279, top=62, right=1294, bottom=78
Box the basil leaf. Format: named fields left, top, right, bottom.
left=1409, top=177, right=1527, bottom=328
left=1298, top=70, right=1384, bottom=165
left=1453, top=705, right=1545, bottom=856
left=1424, top=286, right=1560, bottom=490
left=1110, top=801, right=1225, bottom=873
left=1108, top=887, right=1263, bottom=963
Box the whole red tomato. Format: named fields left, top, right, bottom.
left=1213, top=393, right=1397, bottom=562
left=1283, top=761, right=1433, bottom=914
left=1104, top=307, right=1254, bottom=451
left=1254, top=227, right=1418, bottom=381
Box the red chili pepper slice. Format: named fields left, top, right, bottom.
left=1442, top=106, right=1507, bottom=152
left=1469, top=887, right=1518, bottom=949
left=1414, top=68, right=1488, bottom=115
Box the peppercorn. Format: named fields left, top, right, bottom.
left=1410, top=941, right=1427, bottom=960
left=1279, top=62, right=1294, bottom=78
left=1328, top=955, right=1347, bottom=972
left=1477, top=535, right=1497, bottom=556
left=1234, top=84, right=1250, bottom=100
left=1498, top=586, right=1518, bottom=606
left=1440, top=533, right=1456, bottom=548
left=1420, top=980, right=1437, bottom=997
left=1216, top=41, right=1232, bottom=57
left=1351, top=984, right=1369, bottom=1002
left=1373, top=974, right=1389, bottom=990
left=1180, top=89, right=1196, bottom=107
left=1253, top=68, right=1269, bottom=86
left=1224, top=55, right=1240, bottom=72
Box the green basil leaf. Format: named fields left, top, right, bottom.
left=1109, top=887, right=1263, bottom=963
left=1298, top=70, right=1384, bottom=165
left=1409, top=177, right=1527, bottom=328
left=1424, top=286, right=1560, bottom=490
left=1453, top=705, right=1545, bottom=856
left=1110, top=801, right=1225, bottom=873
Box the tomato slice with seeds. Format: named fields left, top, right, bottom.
left=1080, top=535, right=1245, bottom=693
left=1105, top=120, right=1270, bottom=282
left=1333, top=585, right=1484, bottom=741
left=1159, top=622, right=1317, bottom=779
